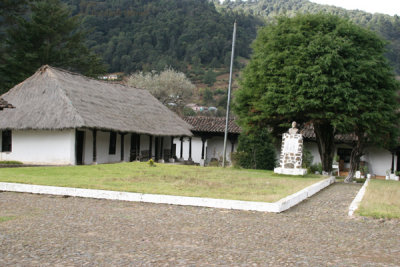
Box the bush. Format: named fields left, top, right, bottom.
left=310, top=163, right=322, bottom=174
left=234, top=128, right=276, bottom=170
left=302, top=148, right=314, bottom=169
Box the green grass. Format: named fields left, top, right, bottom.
left=0, top=162, right=324, bottom=202
left=0, top=216, right=16, bottom=223
left=0, top=160, right=23, bottom=165
left=357, top=180, right=400, bottom=219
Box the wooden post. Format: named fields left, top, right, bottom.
left=201, top=137, right=207, bottom=160
left=180, top=136, right=184, bottom=160
left=120, top=133, right=125, bottom=162
left=160, top=137, right=164, bottom=161
left=391, top=151, right=395, bottom=173
left=188, top=137, right=192, bottom=161
left=155, top=136, right=159, bottom=161
left=92, top=129, right=97, bottom=164
left=149, top=135, right=153, bottom=160
left=170, top=137, right=174, bottom=159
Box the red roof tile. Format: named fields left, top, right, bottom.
left=183, top=116, right=241, bottom=134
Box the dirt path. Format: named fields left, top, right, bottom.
left=1, top=182, right=399, bottom=266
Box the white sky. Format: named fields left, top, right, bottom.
left=309, top=0, right=400, bottom=16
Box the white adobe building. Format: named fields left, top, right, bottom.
left=299, top=124, right=398, bottom=177
left=174, top=116, right=241, bottom=165
left=0, top=65, right=192, bottom=165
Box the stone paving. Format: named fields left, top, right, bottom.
left=0, top=182, right=399, bottom=266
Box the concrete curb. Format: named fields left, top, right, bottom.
left=0, top=177, right=335, bottom=213
left=348, top=177, right=370, bottom=217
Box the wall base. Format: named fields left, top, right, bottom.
left=274, top=167, right=307, bottom=176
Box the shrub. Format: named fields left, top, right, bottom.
left=234, top=128, right=276, bottom=170
left=310, top=163, right=322, bottom=174
left=302, top=148, right=314, bottom=169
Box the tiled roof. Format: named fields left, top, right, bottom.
left=0, top=98, right=13, bottom=110
left=300, top=123, right=357, bottom=142
left=183, top=116, right=241, bottom=134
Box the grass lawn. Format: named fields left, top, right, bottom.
left=0, top=162, right=324, bottom=202
left=357, top=179, right=400, bottom=219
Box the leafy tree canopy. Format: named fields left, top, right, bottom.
left=0, top=0, right=106, bottom=93
left=128, top=68, right=195, bottom=112
left=234, top=14, right=399, bottom=172
left=222, top=0, right=400, bottom=74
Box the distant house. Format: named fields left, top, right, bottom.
left=0, top=98, right=13, bottom=110
left=174, top=116, right=241, bottom=165
left=0, top=65, right=192, bottom=165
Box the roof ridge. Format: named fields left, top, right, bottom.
left=43, top=65, right=144, bottom=91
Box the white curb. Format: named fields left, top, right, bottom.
left=0, top=177, right=335, bottom=213
left=348, top=177, right=370, bottom=217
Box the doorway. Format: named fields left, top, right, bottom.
left=75, top=130, right=85, bottom=165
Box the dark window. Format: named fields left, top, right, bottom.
left=109, top=131, right=116, bottom=155
left=2, top=130, right=12, bottom=152
left=337, top=148, right=352, bottom=163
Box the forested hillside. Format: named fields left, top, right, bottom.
left=221, top=0, right=400, bottom=74
left=62, top=0, right=261, bottom=73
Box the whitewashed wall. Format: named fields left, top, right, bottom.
left=81, top=130, right=173, bottom=165
left=174, top=136, right=238, bottom=164
left=363, top=146, right=395, bottom=176
left=0, top=130, right=75, bottom=165
left=174, top=137, right=205, bottom=163
left=300, top=140, right=394, bottom=176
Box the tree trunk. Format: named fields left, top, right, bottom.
left=314, top=122, right=335, bottom=174
left=344, top=137, right=364, bottom=183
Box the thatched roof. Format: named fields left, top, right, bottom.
left=183, top=116, right=241, bottom=134
left=0, top=98, right=14, bottom=110
left=0, top=65, right=192, bottom=136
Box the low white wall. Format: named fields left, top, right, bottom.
left=0, top=130, right=75, bottom=165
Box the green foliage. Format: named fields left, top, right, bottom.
left=310, top=163, right=323, bottom=174
left=222, top=0, right=400, bottom=74
left=234, top=129, right=276, bottom=170
left=128, top=67, right=194, bottom=109
left=0, top=0, right=106, bottom=93
left=203, top=69, right=217, bottom=86
left=302, top=149, right=314, bottom=169
left=234, top=14, right=399, bottom=172
left=148, top=158, right=155, bottom=167
left=61, top=0, right=262, bottom=74
left=0, top=160, right=23, bottom=165
left=183, top=107, right=196, bottom=116
left=202, top=88, right=214, bottom=105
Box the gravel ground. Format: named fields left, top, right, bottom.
left=0, top=182, right=399, bottom=266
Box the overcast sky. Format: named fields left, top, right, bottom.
left=309, top=0, right=399, bottom=16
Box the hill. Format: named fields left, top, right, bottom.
left=62, top=0, right=262, bottom=74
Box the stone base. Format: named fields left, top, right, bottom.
left=158, top=159, right=165, bottom=163
left=199, top=159, right=205, bottom=167
left=274, top=167, right=307, bottom=176
left=169, top=158, right=175, bottom=163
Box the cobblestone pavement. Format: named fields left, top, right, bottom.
left=1, top=182, right=399, bottom=266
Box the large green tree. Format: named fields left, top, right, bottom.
left=0, top=0, right=105, bottom=93
left=234, top=14, right=399, bottom=174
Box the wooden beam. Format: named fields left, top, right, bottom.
left=149, top=135, right=153, bottom=160
left=120, top=133, right=125, bottom=162
left=188, top=137, right=192, bottom=161
left=92, top=129, right=97, bottom=164
left=180, top=136, right=184, bottom=160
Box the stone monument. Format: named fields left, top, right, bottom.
left=274, top=122, right=307, bottom=175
